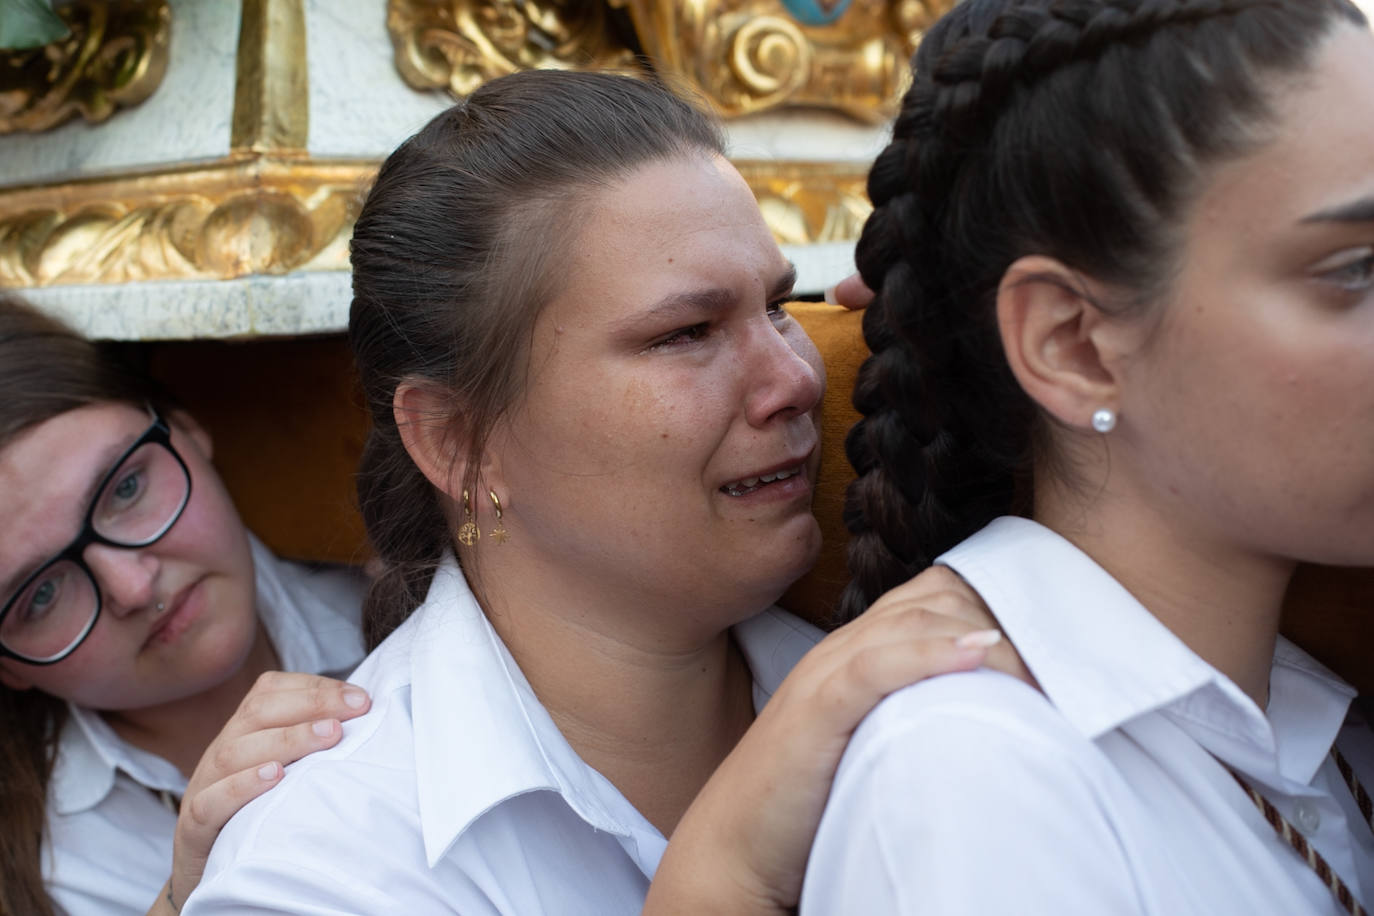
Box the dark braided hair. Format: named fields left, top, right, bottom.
left=349, top=70, right=724, bottom=648
left=840, top=0, right=1367, bottom=621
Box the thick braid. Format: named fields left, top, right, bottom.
left=839, top=0, right=1361, bottom=621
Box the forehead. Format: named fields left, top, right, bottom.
left=551, top=153, right=786, bottom=320
left=0, top=403, right=147, bottom=567
left=1194, top=25, right=1374, bottom=232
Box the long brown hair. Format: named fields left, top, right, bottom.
left=0, top=294, right=171, bottom=916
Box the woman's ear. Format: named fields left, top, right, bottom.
left=393, top=380, right=468, bottom=501
left=167, top=408, right=214, bottom=461
left=996, top=256, right=1125, bottom=431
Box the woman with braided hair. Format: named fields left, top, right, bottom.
left=803, top=0, right=1374, bottom=913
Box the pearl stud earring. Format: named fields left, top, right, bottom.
left=1091, top=408, right=1117, bottom=434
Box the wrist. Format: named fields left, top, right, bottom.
left=164, top=877, right=182, bottom=913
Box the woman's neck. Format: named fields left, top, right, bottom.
left=477, top=566, right=758, bottom=838
left=104, top=622, right=281, bottom=778
left=1037, top=480, right=1292, bottom=709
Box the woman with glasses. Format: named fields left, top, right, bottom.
left=0, top=295, right=374, bottom=916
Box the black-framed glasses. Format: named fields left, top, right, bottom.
left=0, top=407, right=192, bottom=665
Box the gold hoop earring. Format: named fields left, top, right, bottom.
left=457, top=488, right=480, bottom=546
left=488, top=489, right=509, bottom=544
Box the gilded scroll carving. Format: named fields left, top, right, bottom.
left=0, top=157, right=860, bottom=288
left=0, top=160, right=372, bottom=288
left=0, top=0, right=171, bottom=134
left=387, top=0, right=635, bottom=98
left=621, top=0, right=955, bottom=121
left=735, top=160, right=870, bottom=245
left=387, top=0, right=956, bottom=121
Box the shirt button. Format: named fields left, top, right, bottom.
left=1292, top=801, right=1322, bottom=835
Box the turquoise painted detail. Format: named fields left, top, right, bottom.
left=780, top=0, right=853, bottom=27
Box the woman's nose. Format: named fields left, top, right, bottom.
left=743, top=320, right=825, bottom=428
left=83, top=544, right=159, bottom=616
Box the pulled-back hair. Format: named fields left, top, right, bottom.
left=0, top=295, right=172, bottom=916
left=349, top=70, right=725, bottom=648
left=840, top=0, right=1367, bottom=621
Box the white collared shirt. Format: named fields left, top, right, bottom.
left=187, top=555, right=824, bottom=915
left=44, top=535, right=366, bottom=916
left=802, top=517, right=1374, bottom=915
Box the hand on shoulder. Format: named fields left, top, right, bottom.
left=161, top=672, right=370, bottom=912
left=644, top=566, right=1031, bottom=914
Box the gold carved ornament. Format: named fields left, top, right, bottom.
left=387, top=0, right=635, bottom=99
left=619, top=0, right=955, bottom=122
left=0, top=0, right=171, bottom=134
left=0, top=159, right=374, bottom=287
left=0, top=160, right=863, bottom=287
left=386, top=0, right=956, bottom=121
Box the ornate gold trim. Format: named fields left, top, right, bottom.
left=0, top=158, right=374, bottom=288
left=386, top=0, right=635, bottom=99
left=736, top=160, right=871, bottom=245
left=0, top=0, right=171, bottom=135
left=0, top=158, right=867, bottom=288
left=385, top=0, right=956, bottom=121
left=232, top=0, right=309, bottom=153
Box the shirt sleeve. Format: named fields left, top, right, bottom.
left=799, top=671, right=1147, bottom=916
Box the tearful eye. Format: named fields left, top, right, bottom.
left=766, top=298, right=790, bottom=319
left=650, top=323, right=709, bottom=349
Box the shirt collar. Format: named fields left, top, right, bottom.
left=937, top=517, right=1353, bottom=788
left=405, top=555, right=822, bottom=870
left=247, top=534, right=365, bottom=679
left=51, top=533, right=365, bottom=815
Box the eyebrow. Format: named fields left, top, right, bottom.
left=0, top=437, right=132, bottom=602
left=630, top=263, right=800, bottom=330
left=1300, top=196, right=1374, bottom=224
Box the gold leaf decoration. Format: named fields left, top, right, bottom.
left=0, top=157, right=863, bottom=288
left=387, top=0, right=635, bottom=99
left=0, top=0, right=171, bottom=134
left=387, top=0, right=958, bottom=121
left=736, top=160, right=871, bottom=245
left=0, top=159, right=373, bottom=288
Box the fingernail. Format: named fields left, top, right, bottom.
left=956, top=629, right=1003, bottom=650
left=343, top=688, right=367, bottom=709
left=823, top=284, right=838, bottom=305
left=312, top=720, right=334, bottom=737
left=258, top=763, right=279, bottom=781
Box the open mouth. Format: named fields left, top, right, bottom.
left=720, top=465, right=803, bottom=497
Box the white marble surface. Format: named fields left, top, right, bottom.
left=20, top=270, right=354, bottom=340
left=18, top=238, right=855, bottom=341
left=306, top=0, right=454, bottom=159
left=726, top=109, right=888, bottom=164
left=0, top=0, right=238, bottom=188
